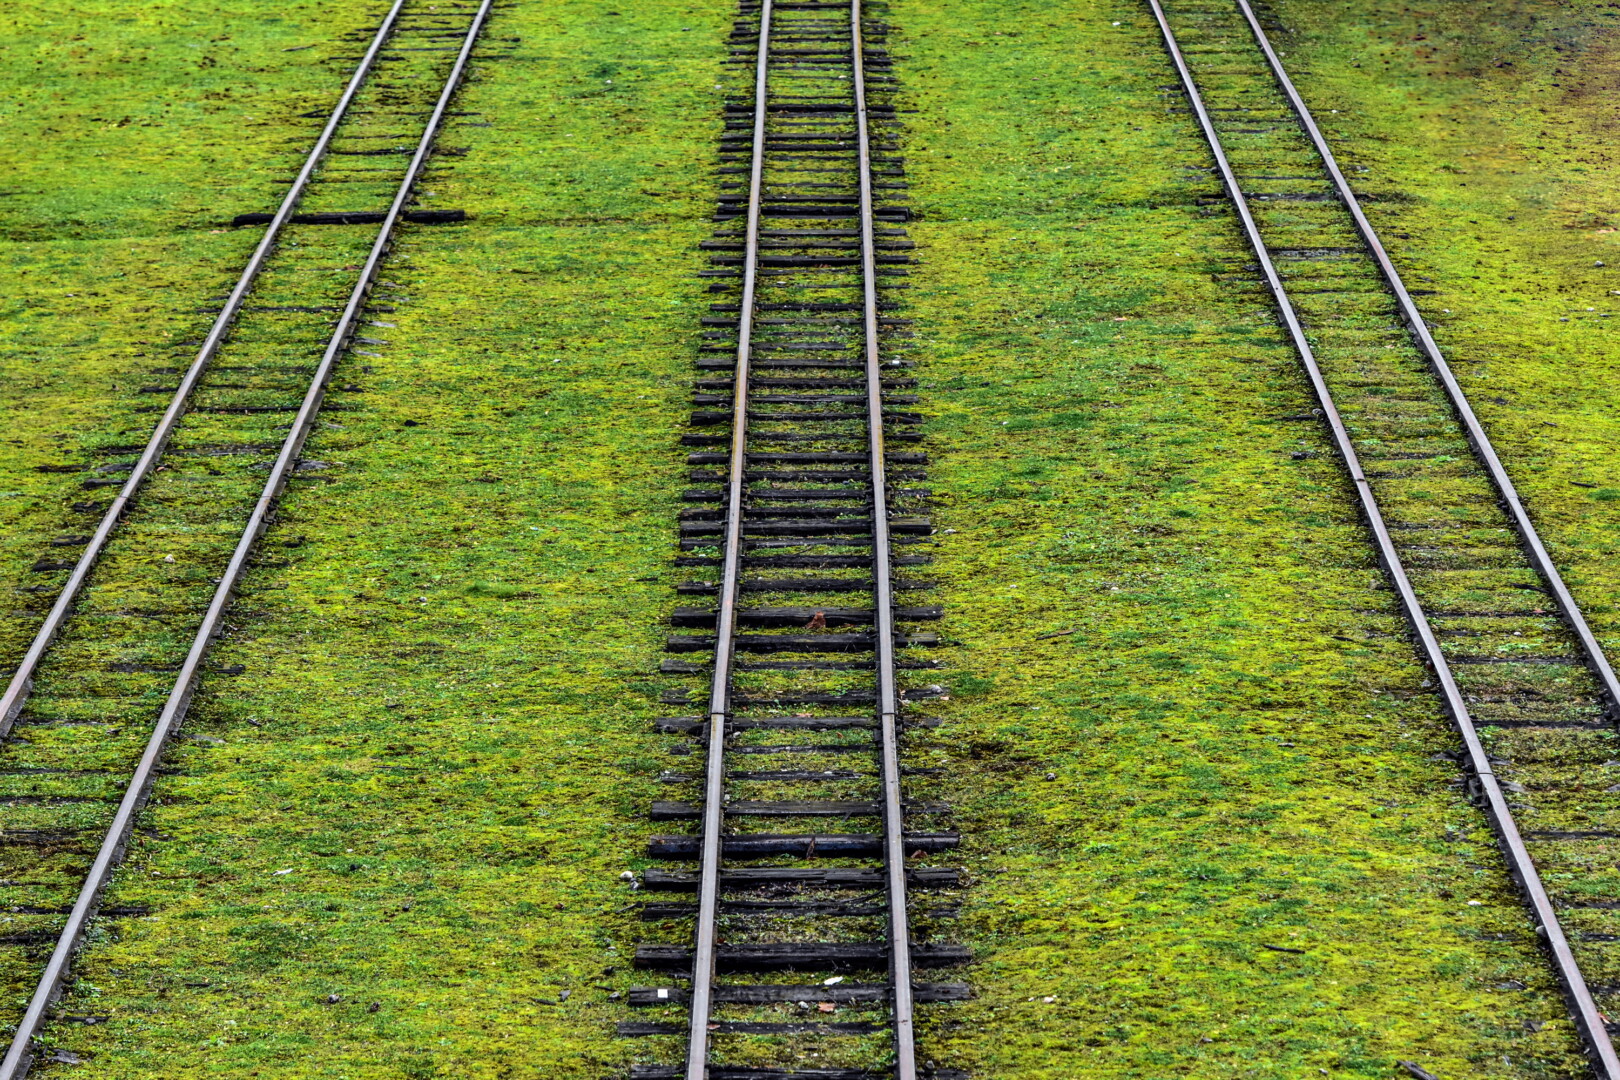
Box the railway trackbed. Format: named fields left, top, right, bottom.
left=1150, top=0, right=1620, bottom=1074
left=624, top=1, right=967, bottom=1078
left=0, top=1, right=496, bottom=1072
left=4, top=0, right=1614, bottom=1075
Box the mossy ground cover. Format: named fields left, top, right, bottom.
left=1263, top=0, right=1620, bottom=712
left=16, top=0, right=727, bottom=1076
left=50, top=214, right=693, bottom=1074
left=6, top=0, right=1620, bottom=1077
left=888, top=0, right=1617, bottom=1076
left=0, top=0, right=395, bottom=652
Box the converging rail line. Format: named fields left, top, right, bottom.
left=1149, top=0, right=1620, bottom=1073
left=0, top=1, right=495, bottom=1072
left=627, top=1, right=967, bottom=1077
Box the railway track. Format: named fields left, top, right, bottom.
left=1150, top=0, right=1620, bottom=1073
left=0, top=1, right=494, bottom=1071
left=628, top=1, right=967, bottom=1078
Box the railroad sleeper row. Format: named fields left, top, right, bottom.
left=627, top=2, right=966, bottom=1078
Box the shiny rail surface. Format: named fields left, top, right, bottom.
left=0, top=2, right=495, bottom=1073
left=628, top=1, right=966, bottom=1077
left=1148, top=0, right=1620, bottom=1074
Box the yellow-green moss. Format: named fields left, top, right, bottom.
left=16, top=0, right=725, bottom=1076
left=1269, top=0, right=1620, bottom=660
left=0, top=0, right=392, bottom=657
left=888, top=0, right=1610, bottom=1075
left=10, top=0, right=1620, bottom=1076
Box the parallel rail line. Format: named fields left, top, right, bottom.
left=1149, top=0, right=1620, bottom=1074
left=0, top=2, right=495, bottom=1072
left=629, top=2, right=965, bottom=1077
left=19, top=0, right=1603, bottom=1073
left=1, top=0, right=410, bottom=733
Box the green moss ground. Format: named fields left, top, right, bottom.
left=6, top=0, right=1620, bottom=1077
left=0, top=0, right=395, bottom=655
left=1264, top=0, right=1620, bottom=696
left=885, top=0, right=1605, bottom=1074
left=17, top=0, right=726, bottom=1076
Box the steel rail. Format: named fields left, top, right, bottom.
left=685, top=0, right=772, bottom=1074
left=851, top=0, right=916, bottom=1075
left=1144, top=2, right=1620, bottom=1075
left=1231, top=0, right=1620, bottom=724
left=0, top=2, right=495, bottom=1074
left=0, top=0, right=413, bottom=734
